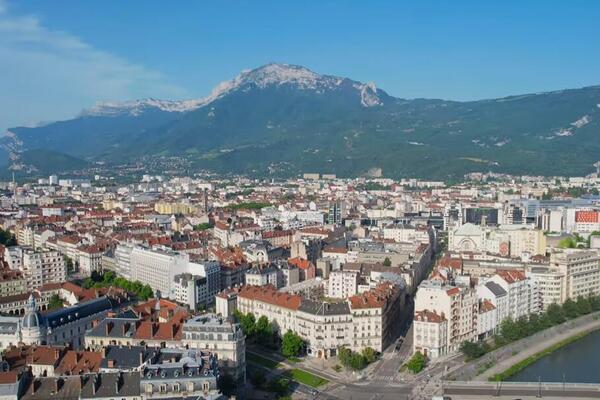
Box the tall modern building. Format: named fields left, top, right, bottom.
left=130, top=246, right=189, bottom=297
left=327, top=201, right=345, bottom=225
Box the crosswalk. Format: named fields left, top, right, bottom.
left=373, top=375, right=399, bottom=381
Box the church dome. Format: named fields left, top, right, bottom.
left=22, top=294, right=41, bottom=329
left=22, top=312, right=40, bottom=329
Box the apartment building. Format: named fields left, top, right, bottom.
left=477, top=300, right=497, bottom=340
left=477, top=281, right=509, bottom=323
left=182, top=314, right=246, bottom=383
left=327, top=270, right=359, bottom=298
left=154, top=200, right=198, bottom=215
left=488, top=269, right=540, bottom=320
left=527, top=266, right=565, bottom=309
left=245, top=265, right=280, bottom=288
left=114, top=243, right=134, bottom=280
left=413, top=310, right=448, bottom=358
left=172, top=273, right=208, bottom=311
left=500, top=224, right=546, bottom=258
left=6, top=246, right=66, bottom=290
left=0, top=269, right=27, bottom=298
left=551, top=249, right=600, bottom=300
left=414, top=280, right=478, bottom=354
left=235, top=282, right=404, bottom=356
left=76, top=245, right=104, bottom=277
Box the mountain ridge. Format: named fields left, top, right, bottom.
left=4, top=63, right=600, bottom=179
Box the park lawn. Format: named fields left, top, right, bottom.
left=286, top=369, right=329, bottom=388
left=247, top=353, right=280, bottom=369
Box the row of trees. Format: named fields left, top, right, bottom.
left=83, top=270, right=154, bottom=300
left=337, top=346, right=378, bottom=371
left=460, top=295, right=600, bottom=359
left=233, top=311, right=278, bottom=347
left=233, top=310, right=306, bottom=357
left=193, top=222, right=213, bottom=231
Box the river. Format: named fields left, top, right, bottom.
left=508, top=329, right=600, bottom=383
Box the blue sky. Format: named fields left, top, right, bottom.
left=1, top=0, right=599, bottom=130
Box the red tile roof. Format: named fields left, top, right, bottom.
left=497, top=269, right=526, bottom=284
left=238, top=285, right=302, bottom=310
left=288, top=257, right=314, bottom=271
left=55, top=350, right=102, bottom=375
left=348, top=281, right=400, bottom=310
left=415, top=309, right=446, bottom=323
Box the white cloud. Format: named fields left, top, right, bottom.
left=0, top=0, right=188, bottom=131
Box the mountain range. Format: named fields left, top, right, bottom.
left=3, top=63, right=600, bottom=179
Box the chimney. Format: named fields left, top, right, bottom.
left=54, top=348, right=61, bottom=360
left=115, top=372, right=122, bottom=393
left=105, top=321, right=113, bottom=335
left=31, top=379, right=40, bottom=394
left=92, top=375, right=100, bottom=395
left=139, top=352, right=144, bottom=365
left=91, top=319, right=99, bottom=328
left=54, top=378, right=63, bottom=393
left=101, top=348, right=106, bottom=358
left=107, top=359, right=115, bottom=368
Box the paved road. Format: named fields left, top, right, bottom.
left=370, top=298, right=415, bottom=383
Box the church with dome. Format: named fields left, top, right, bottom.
left=0, top=293, right=123, bottom=351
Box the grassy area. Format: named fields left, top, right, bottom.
left=285, top=369, right=329, bottom=388
left=247, top=353, right=281, bottom=369
left=489, top=330, right=592, bottom=381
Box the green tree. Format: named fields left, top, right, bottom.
left=239, top=313, right=256, bottom=337
left=499, top=318, right=520, bottom=342
left=546, top=302, right=566, bottom=325
left=382, top=257, right=392, bottom=267
left=281, top=330, right=304, bottom=358
left=361, top=347, right=378, bottom=364
left=590, top=295, right=600, bottom=312
left=406, top=351, right=426, bottom=374
left=102, top=270, right=116, bottom=283
left=558, top=237, right=577, bottom=249
left=459, top=341, right=488, bottom=359
left=249, top=370, right=266, bottom=388
left=217, top=374, right=236, bottom=397
left=47, top=294, right=63, bottom=310
left=255, top=316, right=274, bottom=342
left=576, top=296, right=592, bottom=315
left=0, top=228, right=16, bottom=246
left=64, top=256, right=74, bottom=273
left=563, top=298, right=579, bottom=319
left=194, top=222, right=213, bottom=231
left=349, top=352, right=367, bottom=370
left=337, top=346, right=369, bottom=370
left=338, top=346, right=352, bottom=367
